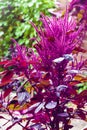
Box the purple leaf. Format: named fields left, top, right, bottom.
left=68, top=70, right=79, bottom=74
left=46, top=101, right=57, bottom=109
left=34, top=112, right=50, bottom=123
left=34, top=102, right=45, bottom=113
left=30, top=123, right=42, bottom=129
left=17, top=91, right=30, bottom=104
left=57, top=113, right=69, bottom=117
left=63, top=54, right=73, bottom=61
left=53, top=57, right=64, bottom=63
left=56, top=85, right=68, bottom=91
left=29, top=102, right=41, bottom=111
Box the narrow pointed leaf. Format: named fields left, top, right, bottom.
left=35, top=102, right=45, bottom=113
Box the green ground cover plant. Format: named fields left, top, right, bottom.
left=0, top=0, right=54, bottom=57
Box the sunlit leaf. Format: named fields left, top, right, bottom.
left=34, top=102, right=45, bottom=113
left=46, top=101, right=57, bottom=109
left=68, top=70, right=79, bottom=74
left=28, top=102, right=41, bottom=111
left=25, top=84, right=34, bottom=93
left=74, top=75, right=87, bottom=82
left=7, top=101, right=31, bottom=111
left=53, top=57, right=64, bottom=63
left=17, top=91, right=30, bottom=104
left=63, top=54, right=73, bottom=61
left=74, top=75, right=85, bottom=81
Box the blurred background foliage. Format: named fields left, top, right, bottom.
left=77, top=82, right=87, bottom=93
left=0, top=0, right=54, bottom=57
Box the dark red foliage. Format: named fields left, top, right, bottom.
left=0, top=71, right=14, bottom=87
left=3, top=87, right=13, bottom=98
